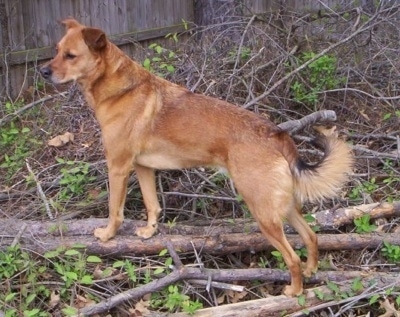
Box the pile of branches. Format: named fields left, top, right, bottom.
left=1, top=1, right=400, bottom=316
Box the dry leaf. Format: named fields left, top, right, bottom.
left=129, top=299, right=151, bottom=316
left=48, top=132, right=74, bottom=147
left=379, top=298, right=400, bottom=317
left=49, top=290, right=60, bottom=308
left=75, top=294, right=96, bottom=309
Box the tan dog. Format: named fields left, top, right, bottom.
left=40, top=19, right=352, bottom=296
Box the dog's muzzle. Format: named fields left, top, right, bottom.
left=40, top=66, right=53, bottom=80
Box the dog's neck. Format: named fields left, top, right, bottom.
left=78, top=42, right=150, bottom=109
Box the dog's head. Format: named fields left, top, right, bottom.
left=40, top=19, right=107, bottom=84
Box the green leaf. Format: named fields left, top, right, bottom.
left=167, top=65, right=175, bottom=73
left=65, top=271, right=78, bottom=280
left=326, top=281, right=340, bottom=294
left=44, top=250, right=60, bottom=258
left=80, top=275, right=93, bottom=285
left=62, top=307, right=79, bottom=316
left=351, top=277, right=363, bottom=292
left=383, top=113, right=392, bottom=120
left=369, top=294, right=380, bottom=305
left=87, top=255, right=102, bottom=263
left=159, top=249, right=168, bottom=257
left=271, top=251, right=282, bottom=257
left=5, top=292, right=17, bottom=302
left=23, top=309, right=40, bottom=317
left=143, top=58, right=151, bottom=70
left=25, top=293, right=36, bottom=305
left=313, top=289, right=324, bottom=300
left=64, top=249, right=80, bottom=256
left=155, top=45, right=163, bottom=54
left=72, top=243, right=87, bottom=249
left=153, top=267, right=164, bottom=275
left=113, top=260, right=125, bottom=268
left=297, top=294, right=306, bottom=306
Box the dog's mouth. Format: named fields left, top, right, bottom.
left=39, top=66, right=73, bottom=84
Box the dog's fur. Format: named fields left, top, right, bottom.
left=40, top=19, right=353, bottom=296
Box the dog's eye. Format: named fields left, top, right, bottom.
left=64, top=52, right=76, bottom=60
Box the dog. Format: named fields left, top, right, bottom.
left=40, top=19, right=353, bottom=296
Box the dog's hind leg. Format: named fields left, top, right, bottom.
left=286, top=203, right=318, bottom=277
left=134, top=164, right=162, bottom=239
left=229, top=157, right=304, bottom=296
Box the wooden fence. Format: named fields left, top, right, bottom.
left=0, top=0, right=357, bottom=100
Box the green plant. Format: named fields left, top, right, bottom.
left=0, top=246, right=50, bottom=316
left=289, top=52, right=342, bottom=107
left=44, top=244, right=101, bottom=289
left=0, top=101, right=42, bottom=181
left=353, top=214, right=377, bottom=233
left=228, top=46, right=252, bottom=61
left=349, top=177, right=379, bottom=200
left=151, top=285, right=202, bottom=314
left=113, top=259, right=138, bottom=283
left=381, top=160, right=400, bottom=202
left=271, top=250, right=286, bottom=269
left=381, top=241, right=400, bottom=263
left=56, top=158, right=96, bottom=201
left=303, top=213, right=320, bottom=232
left=143, top=43, right=177, bottom=77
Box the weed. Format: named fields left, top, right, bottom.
left=56, top=158, right=96, bottom=201
left=349, top=177, right=379, bottom=200
left=0, top=246, right=50, bottom=316
left=143, top=43, right=177, bottom=77
left=383, top=110, right=400, bottom=120
left=353, top=214, right=377, bottom=233
left=0, top=101, right=42, bottom=181
left=113, top=259, right=138, bottom=283
left=303, top=213, right=321, bottom=232
left=381, top=160, right=400, bottom=202
left=228, top=46, right=252, bottom=62
left=44, top=244, right=100, bottom=289
left=289, top=52, right=343, bottom=107
left=151, top=284, right=202, bottom=314
left=381, top=241, right=400, bottom=263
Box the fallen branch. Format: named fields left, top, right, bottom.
left=79, top=265, right=400, bottom=315
left=0, top=202, right=399, bottom=256
left=0, top=92, right=69, bottom=127
left=277, top=110, right=337, bottom=134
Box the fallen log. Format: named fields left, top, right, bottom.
left=0, top=202, right=399, bottom=256
left=1, top=221, right=400, bottom=257
left=80, top=265, right=400, bottom=316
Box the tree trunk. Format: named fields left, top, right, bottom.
left=1, top=201, right=399, bottom=256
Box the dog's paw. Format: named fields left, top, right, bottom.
left=94, top=227, right=114, bottom=242
left=136, top=225, right=157, bottom=239
left=282, top=285, right=303, bottom=297
left=302, top=267, right=317, bottom=278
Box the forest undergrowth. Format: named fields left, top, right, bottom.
left=0, top=2, right=400, bottom=316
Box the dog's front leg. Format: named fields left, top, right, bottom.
left=94, top=165, right=130, bottom=242
left=134, top=164, right=161, bottom=239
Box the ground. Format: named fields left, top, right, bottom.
left=0, top=4, right=399, bottom=316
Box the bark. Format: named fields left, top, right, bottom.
left=0, top=201, right=399, bottom=256
left=80, top=266, right=400, bottom=316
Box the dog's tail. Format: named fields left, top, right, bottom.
left=286, top=126, right=353, bottom=203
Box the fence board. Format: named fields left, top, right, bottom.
left=0, top=0, right=354, bottom=100
left=0, top=0, right=194, bottom=99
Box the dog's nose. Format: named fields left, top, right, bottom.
left=40, top=66, right=52, bottom=79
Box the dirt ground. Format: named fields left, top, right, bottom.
left=0, top=3, right=399, bottom=316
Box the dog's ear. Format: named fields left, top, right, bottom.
left=82, top=28, right=107, bottom=51
left=62, top=18, right=82, bottom=30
